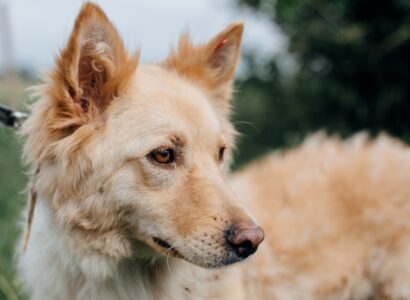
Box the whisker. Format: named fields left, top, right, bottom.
left=233, top=121, right=260, bottom=133
left=165, top=247, right=178, bottom=280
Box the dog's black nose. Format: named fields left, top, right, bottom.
left=226, top=224, right=265, bottom=258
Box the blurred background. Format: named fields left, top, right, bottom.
left=0, top=0, right=409, bottom=298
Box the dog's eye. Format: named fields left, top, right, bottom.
left=150, top=148, right=175, bottom=164
left=218, top=146, right=226, bottom=162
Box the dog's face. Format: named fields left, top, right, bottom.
left=23, top=3, right=263, bottom=269
left=98, top=65, right=256, bottom=268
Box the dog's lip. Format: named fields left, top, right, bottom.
left=152, top=236, right=172, bottom=249
left=151, top=236, right=243, bottom=269
left=151, top=236, right=183, bottom=258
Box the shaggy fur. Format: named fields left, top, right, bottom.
left=18, top=3, right=410, bottom=300
left=231, top=133, right=410, bottom=299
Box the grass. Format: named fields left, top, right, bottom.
left=0, top=128, right=26, bottom=300
left=0, top=274, right=19, bottom=300
left=0, top=77, right=35, bottom=300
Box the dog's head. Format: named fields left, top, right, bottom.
left=23, top=3, right=263, bottom=270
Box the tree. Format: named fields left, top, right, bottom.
left=233, top=0, right=410, bottom=167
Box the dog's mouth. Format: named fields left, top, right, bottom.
left=153, top=236, right=172, bottom=249
left=151, top=236, right=182, bottom=258
left=150, top=235, right=246, bottom=269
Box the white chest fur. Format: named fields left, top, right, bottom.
left=18, top=201, right=245, bottom=300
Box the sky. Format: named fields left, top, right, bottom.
left=0, top=0, right=286, bottom=74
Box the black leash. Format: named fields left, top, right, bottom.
left=0, top=104, right=27, bottom=128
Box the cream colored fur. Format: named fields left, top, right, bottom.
left=231, top=133, right=410, bottom=299
left=17, top=3, right=410, bottom=300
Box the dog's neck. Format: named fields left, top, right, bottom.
left=22, top=199, right=244, bottom=299
left=117, top=255, right=244, bottom=299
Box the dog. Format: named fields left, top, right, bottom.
left=18, top=3, right=410, bottom=299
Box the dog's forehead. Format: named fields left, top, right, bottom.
left=127, top=65, right=221, bottom=134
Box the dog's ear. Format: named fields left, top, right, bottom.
left=49, top=2, right=138, bottom=134
left=164, top=23, right=244, bottom=116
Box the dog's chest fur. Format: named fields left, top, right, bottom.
left=18, top=201, right=246, bottom=300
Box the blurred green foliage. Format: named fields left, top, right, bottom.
left=0, top=128, right=25, bottom=300
left=233, top=0, right=410, bottom=167
left=0, top=76, right=32, bottom=300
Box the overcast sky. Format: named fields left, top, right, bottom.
left=0, top=0, right=286, bottom=74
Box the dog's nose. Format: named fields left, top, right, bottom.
left=226, top=224, right=265, bottom=258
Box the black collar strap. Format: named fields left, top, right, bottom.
left=0, top=105, right=27, bottom=129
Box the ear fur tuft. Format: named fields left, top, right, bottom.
left=21, top=2, right=139, bottom=166
left=50, top=2, right=138, bottom=134
left=163, top=23, right=244, bottom=116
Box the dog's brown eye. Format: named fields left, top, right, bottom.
left=150, top=148, right=175, bottom=164
left=219, top=146, right=226, bottom=161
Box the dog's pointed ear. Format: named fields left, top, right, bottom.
left=164, top=23, right=244, bottom=116
left=50, top=2, right=138, bottom=132
left=203, top=23, right=243, bottom=83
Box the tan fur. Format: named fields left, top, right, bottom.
left=232, top=133, right=410, bottom=299
left=17, top=3, right=410, bottom=300
left=163, top=23, right=243, bottom=116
